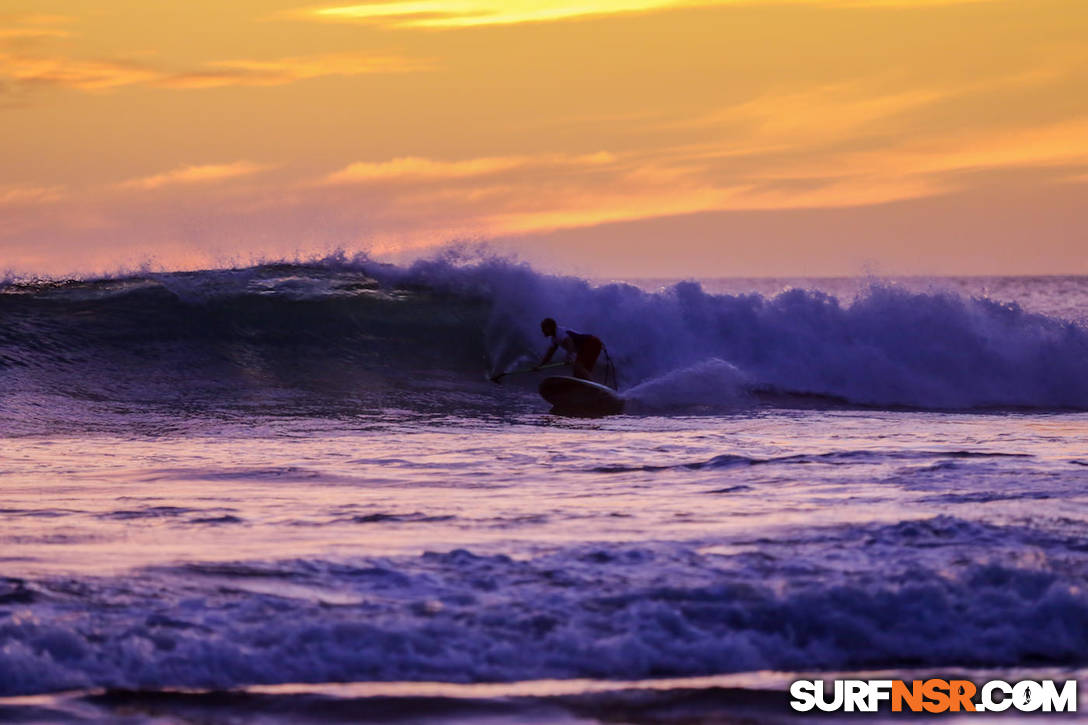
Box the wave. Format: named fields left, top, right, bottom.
left=3, top=517, right=1088, bottom=695
left=2, top=253, right=1088, bottom=413
left=589, top=448, right=1034, bottom=474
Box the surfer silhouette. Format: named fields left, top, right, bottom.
left=536, top=318, right=603, bottom=381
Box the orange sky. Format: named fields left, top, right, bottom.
left=1, top=0, right=1086, bottom=277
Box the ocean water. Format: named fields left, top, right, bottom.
left=2, top=256, right=1088, bottom=723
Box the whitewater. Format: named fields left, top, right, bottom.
left=2, top=255, right=1088, bottom=723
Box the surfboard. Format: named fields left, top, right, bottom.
left=539, top=376, right=625, bottom=417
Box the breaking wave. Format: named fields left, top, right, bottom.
left=2, top=253, right=1087, bottom=413
left=3, top=516, right=1088, bottom=695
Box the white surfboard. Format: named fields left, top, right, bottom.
left=539, top=376, right=625, bottom=417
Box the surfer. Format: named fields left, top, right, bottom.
left=535, top=318, right=603, bottom=381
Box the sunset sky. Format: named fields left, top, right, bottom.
left=1, top=0, right=1085, bottom=277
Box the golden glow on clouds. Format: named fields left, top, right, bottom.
left=0, top=53, right=160, bottom=90
left=0, top=184, right=64, bottom=205
left=310, top=0, right=685, bottom=28
left=688, top=85, right=950, bottom=144
left=0, top=27, right=70, bottom=39
left=0, top=52, right=427, bottom=93
left=160, top=53, right=430, bottom=89
left=308, top=0, right=997, bottom=29
left=120, top=162, right=272, bottom=190
left=0, top=14, right=71, bottom=41
left=875, top=120, right=1088, bottom=176
left=325, top=152, right=615, bottom=183
left=327, top=145, right=948, bottom=239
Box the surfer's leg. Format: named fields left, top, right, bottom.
left=575, top=337, right=603, bottom=379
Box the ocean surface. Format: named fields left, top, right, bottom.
left=2, top=256, right=1088, bottom=723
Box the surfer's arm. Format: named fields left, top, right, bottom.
left=538, top=342, right=559, bottom=367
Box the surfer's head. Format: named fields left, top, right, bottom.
left=540, top=318, right=557, bottom=337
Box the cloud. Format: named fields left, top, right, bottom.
left=0, top=12, right=73, bottom=86
left=0, top=27, right=71, bottom=40
left=866, top=119, right=1088, bottom=176
left=0, top=184, right=64, bottom=205
left=303, top=102, right=1088, bottom=240
left=305, top=0, right=681, bottom=28
left=161, top=53, right=431, bottom=89
left=0, top=10, right=425, bottom=96
left=3, top=118, right=1079, bottom=274
left=119, top=162, right=272, bottom=190
left=0, top=53, right=161, bottom=90
left=302, top=0, right=999, bottom=29
left=667, top=58, right=1082, bottom=153
left=0, top=14, right=74, bottom=24
left=0, top=14, right=74, bottom=40
left=0, top=51, right=428, bottom=94
left=323, top=152, right=614, bottom=183
left=683, top=84, right=950, bottom=144
left=754, top=117, right=1088, bottom=187
left=305, top=146, right=943, bottom=242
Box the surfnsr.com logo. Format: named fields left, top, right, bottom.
left=790, top=679, right=1077, bottom=713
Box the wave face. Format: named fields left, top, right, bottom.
left=3, top=255, right=1088, bottom=413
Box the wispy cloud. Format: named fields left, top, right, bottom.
left=0, top=183, right=64, bottom=205
left=861, top=119, right=1088, bottom=176
left=0, top=13, right=74, bottom=40
left=302, top=102, right=1088, bottom=239
left=305, top=0, right=681, bottom=29
left=302, top=0, right=999, bottom=29
left=0, top=53, right=160, bottom=90
left=306, top=146, right=941, bottom=241
left=119, top=162, right=271, bottom=190
left=0, top=27, right=71, bottom=40
left=324, top=152, right=615, bottom=183
left=162, top=53, right=431, bottom=89
left=684, top=84, right=950, bottom=143
left=0, top=51, right=429, bottom=94
left=0, top=14, right=74, bottom=25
